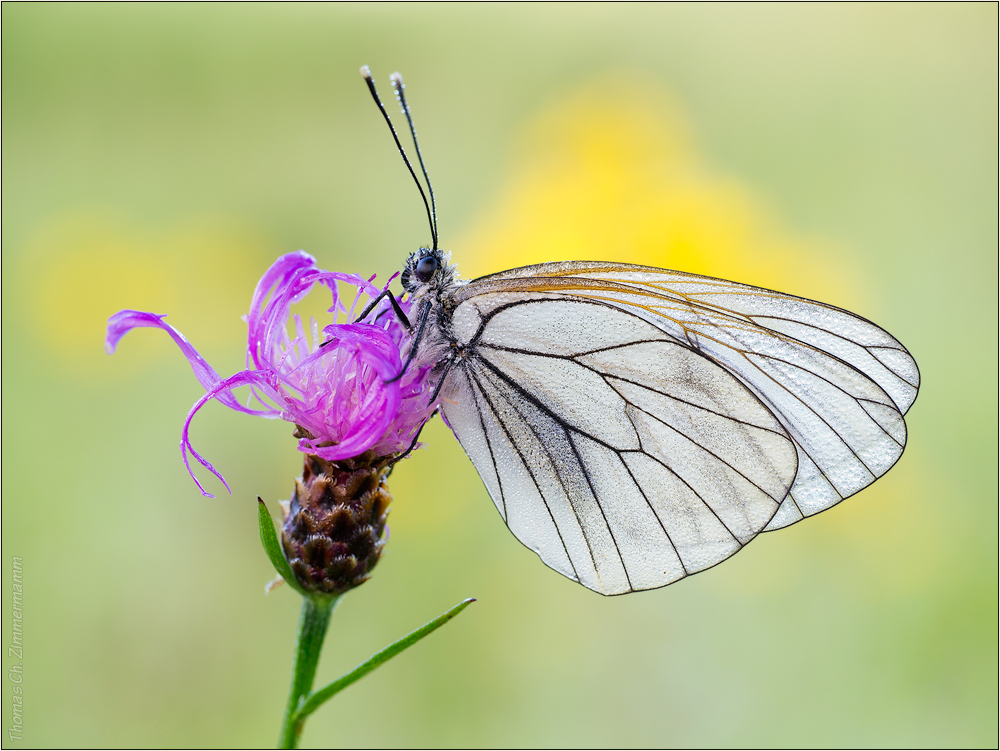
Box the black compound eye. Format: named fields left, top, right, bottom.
left=415, top=255, right=438, bottom=283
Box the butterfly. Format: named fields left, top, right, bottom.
left=362, top=67, right=920, bottom=595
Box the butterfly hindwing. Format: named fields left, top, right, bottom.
left=441, top=295, right=799, bottom=595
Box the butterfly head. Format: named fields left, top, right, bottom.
left=401, top=247, right=457, bottom=296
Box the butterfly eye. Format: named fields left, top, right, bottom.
left=415, top=255, right=438, bottom=283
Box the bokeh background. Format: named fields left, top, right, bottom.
left=2, top=4, right=997, bottom=748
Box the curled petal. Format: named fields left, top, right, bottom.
left=246, top=251, right=383, bottom=373
left=105, top=310, right=278, bottom=415
left=181, top=370, right=284, bottom=497
left=247, top=252, right=322, bottom=372
left=105, top=310, right=221, bottom=386
left=106, top=310, right=247, bottom=409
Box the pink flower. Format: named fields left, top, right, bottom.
left=106, top=251, right=437, bottom=497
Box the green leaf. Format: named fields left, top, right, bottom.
left=294, top=597, right=476, bottom=722
left=257, top=498, right=307, bottom=597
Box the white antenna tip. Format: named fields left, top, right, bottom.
left=390, top=71, right=404, bottom=88
left=360, top=64, right=372, bottom=80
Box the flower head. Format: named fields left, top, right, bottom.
left=106, top=251, right=437, bottom=497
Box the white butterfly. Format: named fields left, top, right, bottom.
left=363, top=67, right=920, bottom=595
left=393, top=251, right=919, bottom=595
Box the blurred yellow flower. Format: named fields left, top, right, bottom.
left=459, top=74, right=862, bottom=312
left=21, top=212, right=271, bottom=372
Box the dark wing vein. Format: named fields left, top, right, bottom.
left=733, top=350, right=875, bottom=492
left=471, top=357, right=628, bottom=584
left=462, top=367, right=506, bottom=519
left=464, top=362, right=586, bottom=583
left=479, top=343, right=789, bottom=438
left=753, top=352, right=903, bottom=448
left=623, top=392, right=786, bottom=507
left=564, top=430, right=633, bottom=591
left=626, top=448, right=742, bottom=547
left=750, top=351, right=892, bottom=476
left=614, top=452, right=689, bottom=576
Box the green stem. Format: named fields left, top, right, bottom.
left=296, top=597, right=475, bottom=722
left=278, top=595, right=340, bottom=749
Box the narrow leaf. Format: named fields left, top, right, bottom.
left=295, top=597, right=476, bottom=721
left=257, top=498, right=306, bottom=596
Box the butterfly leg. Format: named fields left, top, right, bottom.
left=386, top=299, right=433, bottom=383
left=386, top=351, right=456, bottom=471
left=424, top=351, right=456, bottom=405
left=353, top=289, right=412, bottom=329
left=322, top=289, right=413, bottom=349
left=388, top=408, right=438, bottom=472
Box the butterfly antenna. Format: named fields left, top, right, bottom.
left=360, top=65, right=437, bottom=252
left=390, top=71, right=438, bottom=251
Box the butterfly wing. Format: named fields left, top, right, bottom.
left=440, top=294, right=799, bottom=595
left=449, top=261, right=919, bottom=534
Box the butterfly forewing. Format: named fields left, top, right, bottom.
left=465, top=261, right=918, bottom=410
left=441, top=289, right=800, bottom=595
left=449, top=262, right=918, bottom=535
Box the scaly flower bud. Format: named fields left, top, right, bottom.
left=280, top=449, right=392, bottom=595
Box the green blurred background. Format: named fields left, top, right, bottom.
left=2, top=4, right=997, bottom=748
